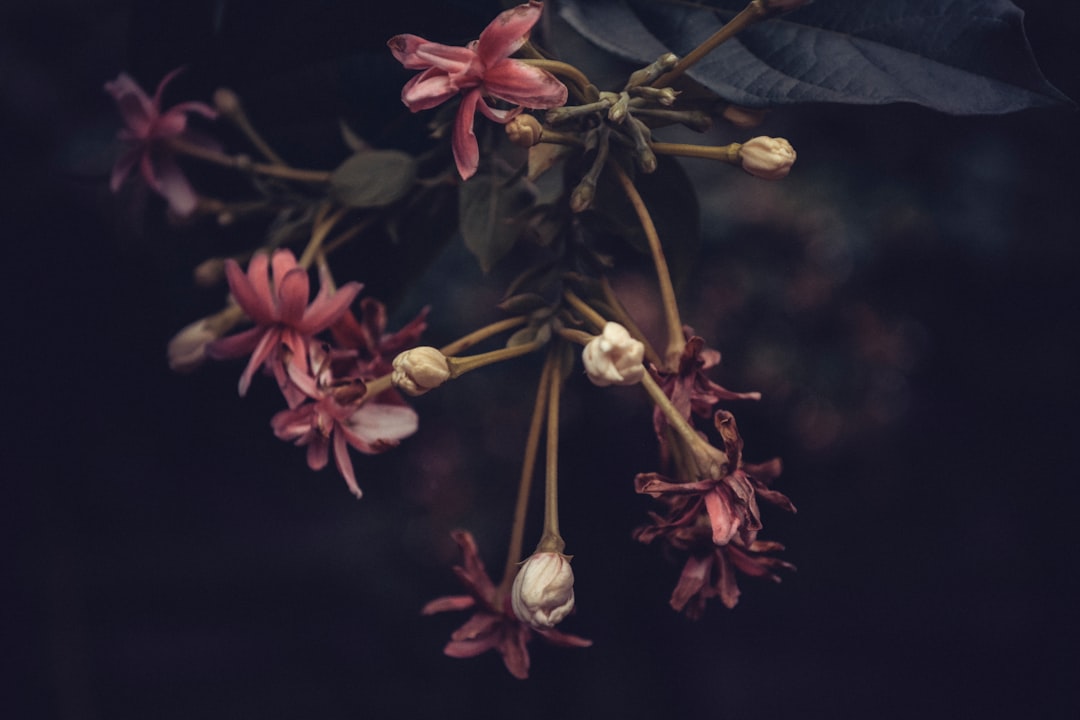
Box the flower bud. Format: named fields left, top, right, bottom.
left=391, top=346, right=451, bottom=396
left=582, top=322, right=645, bottom=387
left=511, top=552, right=576, bottom=629
left=167, top=318, right=220, bottom=373
left=739, top=136, right=796, bottom=180
left=193, top=257, right=226, bottom=287
left=506, top=114, right=543, bottom=147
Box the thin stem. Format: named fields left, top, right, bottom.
left=652, top=141, right=741, bottom=163
left=598, top=277, right=663, bottom=369
left=611, top=163, right=684, bottom=369
left=653, top=1, right=768, bottom=88
left=438, top=316, right=529, bottom=357
left=562, top=289, right=607, bottom=331
left=167, top=137, right=332, bottom=184
left=496, top=356, right=555, bottom=600
left=446, top=338, right=546, bottom=378
left=298, top=205, right=347, bottom=269
left=555, top=327, right=594, bottom=346
left=215, top=88, right=289, bottom=166
left=538, top=346, right=566, bottom=553
left=519, top=58, right=596, bottom=102
left=639, top=371, right=704, bottom=456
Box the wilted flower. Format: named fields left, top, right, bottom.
left=739, top=136, right=796, bottom=180
left=207, top=249, right=362, bottom=401
left=392, top=346, right=451, bottom=396
left=104, top=68, right=218, bottom=216
left=582, top=322, right=645, bottom=386
left=511, top=552, right=576, bottom=628
left=388, top=1, right=568, bottom=180
left=422, top=531, right=591, bottom=679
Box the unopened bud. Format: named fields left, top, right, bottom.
left=212, top=88, right=242, bottom=117
left=506, top=115, right=544, bottom=147
left=582, top=322, right=645, bottom=386
left=739, top=136, right=796, bottom=180
left=193, top=257, right=226, bottom=287
left=511, top=552, right=576, bottom=629
left=721, top=104, right=767, bottom=129
left=167, top=319, right=219, bottom=373
left=391, top=346, right=451, bottom=396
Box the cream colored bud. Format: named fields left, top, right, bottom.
left=193, top=257, right=226, bottom=287
left=511, top=552, right=576, bottom=629
left=391, top=346, right=451, bottom=396
left=506, top=115, right=544, bottom=147
left=739, top=136, right=796, bottom=180
left=582, top=322, right=645, bottom=387
left=167, top=318, right=219, bottom=373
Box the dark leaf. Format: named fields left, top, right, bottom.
left=329, top=150, right=417, bottom=208
left=556, top=0, right=1071, bottom=113
left=459, top=168, right=538, bottom=273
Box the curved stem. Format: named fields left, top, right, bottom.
left=598, top=277, right=663, bottom=369
left=611, top=163, right=684, bottom=369
left=519, top=58, right=594, bottom=102
left=167, top=137, right=332, bottom=184
left=438, top=316, right=528, bottom=357
left=562, top=289, right=607, bottom=332
left=496, top=356, right=555, bottom=600
left=446, top=337, right=545, bottom=378
left=639, top=371, right=705, bottom=458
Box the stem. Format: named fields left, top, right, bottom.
left=438, top=316, right=528, bottom=357
left=446, top=338, right=545, bottom=378
left=653, top=1, right=768, bottom=88
left=497, top=356, right=555, bottom=600
left=611, top=163, right=684, bottom=369
left=652, top=141, right=742, bottom=163
left=555, top=327, right=594, bottom=346
left=562, top=289, right=607, bottom=331
left=167, top=137, right=332, bottom=184
left=639, top=371, right=704, bottom=456
left=598, top=277, right=663, bottom=369
left=519, top=58, right=593, bottom=101
left=297, top=205, right=347, bottom=269
left=215, top=88, right=289, bottom=166
left=538, top=346, right=566, bottom=553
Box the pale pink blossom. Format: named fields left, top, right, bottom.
left=422, top=531, right=591, bottom=679
left=388, top=1, right=567, bottom=179
left=104, top=68, right=218, bottom=216
left=270, top=345, right=418, bottom=497
left=207, top=249, right=362, bottom=401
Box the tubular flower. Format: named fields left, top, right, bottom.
left=104, top=68, right=218, bottom=216
left=421, top=531, right=591, bottom=679
left=207, top=249, right=363, bottom=401
left=388, top=1, right=568, bottom=180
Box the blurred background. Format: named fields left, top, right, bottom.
left=5, top=1, right=1078, bottom=718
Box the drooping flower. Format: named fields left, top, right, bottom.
left=270, top=344, right=418, bottom=497
left=422, top=531, right=591, bottom=679
left=207, top=249, right=363, bottom=401
left=388, top=1, right=568, bottom=180
left=104, top=68, right=218, bottom=216
left=511, top=551, right=576, bottom=629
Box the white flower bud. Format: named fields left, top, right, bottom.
left=167, top=318, right=220, bottom=373
left=739, top=136, right=796, bottom=180
left=391, top=346, right=451, bottom=396
left=511, top=552, right=576, bottom=629
left=582, top=322, right=645, bottom=387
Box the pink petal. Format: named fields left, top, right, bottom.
left=152, top=67, right=186, bottom=108
left=237, top=328, right=279, bottom=396
left=306, top=434, right=330, bottom=471
left=342, top=403, right=419, bottom=447
left=474, top=98, right=521, bottom=124
left=483, top=60, right=567, bottom=109
left=444, top=635, right=499, bottom=659
left=105, top=73, right=155, bottom=137
left=498, top=622, right=531, bottom=680
left=206, top=325, right=262, bottom=360
left=276, top=268, right=312, bottom=326
left=450, top=612, right=501, bottom=642
left=452, top=89, right=482, bottom=180
left=535, top=627, right=593, bottom=648
left=169, top=100, right=218, bottom=120
left=109, top=146, right=140, bottom=192
left=669, top=554, right=711, bottom=612
left=421, top=595, right=476, bottom=615
left=476, top=1, right=542, bottom=68
left=332, top=430, right=363, bottom=497
left=223, top=258, right=275, bottom=325
left=152, top=153, right=198, bottom=216
left=389, top=34, right=479, bottom=73
left=301, top=281, right=363, bottom=334
left=704, top=489, right=741, bottom=546
left=400, top=69, right=461, bottom=112
left=153, top=109, right=188, bottom=138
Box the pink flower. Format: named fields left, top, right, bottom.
left=330, top=297, right=430, bottom=378
left=388, top=1, right=567, bottom=180
left=104, top=68, right=218, bottom=216
left=207, top=249, right=363, bottom=401
left=421, top=530, right=591, bottom=679
left=270, top=345, right=418, bottom=497
left=668, top=538, right=795, bottom=619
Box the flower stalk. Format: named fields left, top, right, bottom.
left=653, top=0, right=769, bottom=88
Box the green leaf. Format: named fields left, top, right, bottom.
left=459, top=169, right=537, bottom=273
left=329, top=150, right=417, bottom=208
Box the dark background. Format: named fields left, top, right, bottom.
left=5, top=1, right=1078, bottom=718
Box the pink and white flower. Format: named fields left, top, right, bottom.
left=388, top=1, right=567, bottom=180
left=104, top=68, right=218, bottom=216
